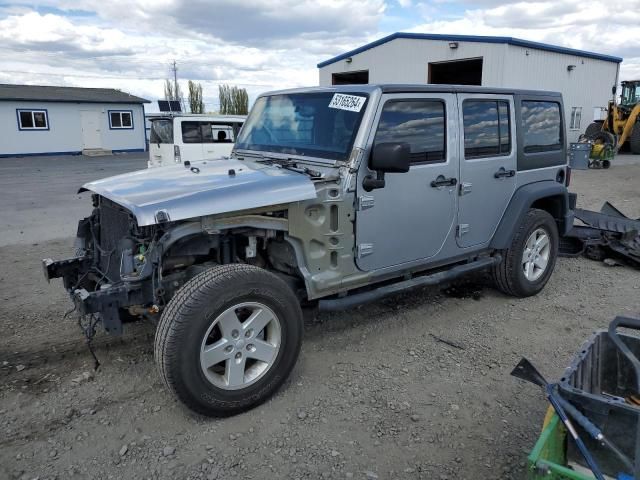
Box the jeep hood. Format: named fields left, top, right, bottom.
left=80, top=159, right=317, bottom=226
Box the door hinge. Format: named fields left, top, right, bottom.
left=459, top=182, right=472, bottom=196
left=357, top=243, right=374, bottom=258
left=357, top=195, right=375, bottom=210
left=457, top=224, right=470, bottom=237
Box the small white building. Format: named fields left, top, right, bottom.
left=318, top=33, right=622, bottom=143
left=0, top=84, right=150, bottom=157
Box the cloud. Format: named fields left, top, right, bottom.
left=32, top=0, right=385, bottom=46
left=0, top=2, right=388, bottom=111
left=0, top=0, right=637, bottom=114
left=405, top=0, right=640, bottom=80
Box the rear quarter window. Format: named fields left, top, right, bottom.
left=521, top=101, right=562, bottom=153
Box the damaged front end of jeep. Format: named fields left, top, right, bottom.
left=44, top=194, right=183, bottom=334
left=42, top=158, right=319, bottom=338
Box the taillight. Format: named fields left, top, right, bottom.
left=565, top=166, right=571, bottom=187
left=174, top=145, right=181, bottom=163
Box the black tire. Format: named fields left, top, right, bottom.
left=584, top=122, right=603, bottom=139
left=154, top=264, right=303, bottom=417
left=629, top=123, right=640, bottom=155
left=602, top=159, right=611, bottom=169
left=492, top=209, right=559, bottom=298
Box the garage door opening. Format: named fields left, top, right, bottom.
left=428, top=58, right=483, bottom=86
left=332, top=70, right=369, bottom=85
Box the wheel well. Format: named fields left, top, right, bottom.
left=531, top=195, right=564, bottom=224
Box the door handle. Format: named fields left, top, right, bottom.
left=430, top=175, right=458, bottom=188
left=494, top=167, right=516, bottom=179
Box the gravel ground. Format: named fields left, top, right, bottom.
left=0, top=154, right=639, bottom=480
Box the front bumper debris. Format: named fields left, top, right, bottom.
left=43, top=257, right=146, bottom=335
left=71, top=286, right=135, bottom=335
left=560, top=202, right=640, bottom=269
left=42, top=257, right=91, bottom=289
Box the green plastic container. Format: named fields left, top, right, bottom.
left=528, top=413, right=594, bottom=480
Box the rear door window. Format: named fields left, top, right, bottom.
left=521, top=101, right=562, bottom=152
left=463, top=100, right=511, bottom=158
left=181, top=121, right=203, bottom=143
left=374, top=99, right=446, bottom=164
left=150, top=119, right=173, bottom=144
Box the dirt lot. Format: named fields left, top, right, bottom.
left=1, top=154, right=639, bottom=480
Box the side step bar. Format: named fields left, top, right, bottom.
left=318, top=255, right=501, bottom=311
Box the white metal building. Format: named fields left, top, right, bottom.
left=0, top=84, right=150, bottom=157
left=318, top=33, right=622, bottom=143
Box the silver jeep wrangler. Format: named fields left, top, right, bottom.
left=44, top=85, right=572, bottom=416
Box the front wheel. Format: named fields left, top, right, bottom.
left=154, top=264, right=303, bottom=416
left=492, top=209, right=559, bottom=297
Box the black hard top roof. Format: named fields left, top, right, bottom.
left=266, top=84, right=561, bottom=98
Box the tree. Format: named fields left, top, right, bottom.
left=188, top=80, right=204, bottom=114
left=218, top=84, right=249, bottom=115
left=164, top=79, right=184, bottom=111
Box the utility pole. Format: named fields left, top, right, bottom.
left=171, top=60, right=178, bottom=96
left=170, top=60, right=183, bottom=111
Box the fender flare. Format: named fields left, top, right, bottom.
left=490, top=181, right=572, bottom=250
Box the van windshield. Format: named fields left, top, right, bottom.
left=150, top=119, right=173, bottom=144
left=235, top=92, right=368, bottom=161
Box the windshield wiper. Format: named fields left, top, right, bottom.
left=254, top=155, right=324, bottom=179
left=235, top=150, right=324, bottom=178
left=277, top=163, right=324, bottom=179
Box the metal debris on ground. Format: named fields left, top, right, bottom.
left=560, top=202, right=640, bottom=269
left=429, top=333, right=465, bottom=350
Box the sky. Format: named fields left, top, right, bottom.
left=0, top=0, right=638, bottom=112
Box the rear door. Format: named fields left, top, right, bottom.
left=355, top=93, right=458, bottom=271
left=148, top=118, right=174, bottom=167
left=456, top=94, right=517, bottom=248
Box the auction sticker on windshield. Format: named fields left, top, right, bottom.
left=328, top=93, right=366, bottom=113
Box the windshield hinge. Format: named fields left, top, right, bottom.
left=357, top=195, right=375, bottom=210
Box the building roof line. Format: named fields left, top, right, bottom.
left=0, top=84, right=150, bottom=104
left=317, top=32, right=623, bottom=68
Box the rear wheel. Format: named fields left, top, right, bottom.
left=492, top=209, right=559, bottom=297
left=584, top=122, right=603, bottom=139
left=629, top=123, right=640, bottom=154
left=154, top=264, right=303, bottom=416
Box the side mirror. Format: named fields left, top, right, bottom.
left=371, top=142, right=411, bottom=173
left=363, top=142, right=411, bottom=192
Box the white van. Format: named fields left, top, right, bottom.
left=148, top=114, right=246, bottom=168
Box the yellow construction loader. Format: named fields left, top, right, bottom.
left=584, top=80, right=640, bottom=155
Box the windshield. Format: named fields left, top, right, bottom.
left=235, top=92, right=368, bottom=161
left=621, top=83, right=639, bottom=105
left=150, top=119, right=173, bottom=144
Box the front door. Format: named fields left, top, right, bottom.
left=80, top=110, right=102, bottom=149
left=355, top=93, right=458, bottom=271
left=456, top=94, right=517, bottom=248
